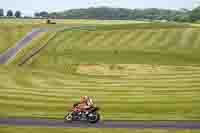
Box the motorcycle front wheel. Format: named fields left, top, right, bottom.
left=87, top=112, right=100, bottom=124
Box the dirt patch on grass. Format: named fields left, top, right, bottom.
left=77, top=64, right=161, bottom=76
left=76, top=64, right=200, bottom=77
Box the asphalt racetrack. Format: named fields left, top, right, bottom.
left=0, top=118, right=200, bottom=129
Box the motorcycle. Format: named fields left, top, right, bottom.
left=64, top=104, right=101, bottom=124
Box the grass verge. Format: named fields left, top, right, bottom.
left=0, top=126, right=199, bottom=133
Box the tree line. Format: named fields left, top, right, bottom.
left=34, top=7, right=200, bottom=22
left=1, top=7, right=200, bottom=22
left=0, top=9, right=21, bottom=18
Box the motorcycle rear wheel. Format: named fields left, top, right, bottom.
left=64, top=113, right=73, bottom=123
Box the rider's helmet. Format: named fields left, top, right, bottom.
left=81, top=96, right=89, bottom=103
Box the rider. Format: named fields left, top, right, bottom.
left=74, top=96, right=94, bottom=114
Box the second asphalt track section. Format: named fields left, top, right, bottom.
left=0, top=118, right=200, bottom=129
left=0, top=28, right=44, bottom=64
left=0, top=26, right=96, bottom=64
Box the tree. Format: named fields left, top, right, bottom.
left=45, top=7, right=187, bottom=21
left=7, top=10, right=13, bottom=17
left=190, top=6, right=200, bottom=22
left=49, top=12, right=58, bottom=19
left=34, top=11, right=49, bottom=18
left=32, top=7, right=193, bottom=22
left=15, top=11, right=21, bottom=18
left=180, top=8, right=189, bottom=13
left=34, top=12, right=40, bottom=17
left=0, top=9, right=4, bottom=16
left=173, top=15, right=190, bottom=22
left=39, top=11, right=49, bottom=18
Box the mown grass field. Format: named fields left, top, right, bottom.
left=0, top=126, right=199, bottom=133
left=0, top=19, right=145, bottom=25
left=26, top=23, right=200, bottom=66
left=0, top=64, right=200, bottom=120
left=0, top=19, right=145, bottom=55
left=1, top=22, right=200, bottom=122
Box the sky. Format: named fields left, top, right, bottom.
left=0, top=0, right=200, bottom=16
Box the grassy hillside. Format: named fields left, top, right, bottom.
left=0, top=19, right=147, bottom=63
left=1, top=22, right=200, bottom=121
left=57, top=19, right=148, bottom=25
left=0, top=19, right=145, bottom=25
left=0, top=19, right=58, bottom=54
left=0, top=64, right=200, bottom=120
left=26, top=23, right=200, bottom=66
left=0, top=18, right=83, bottom=55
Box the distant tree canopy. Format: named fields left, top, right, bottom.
left=34, top=7, right=190, bottom=21
left=15, top=11, right=21, bottom=18
left=0, top=9, right=4, bottom=16
left=33, top=6, right=200, bottom=22
left=7, top=10, right=13, bottom=17
left=190, top=6, right=200, bottom=22
left=34, top=11, right=49, bottom=18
